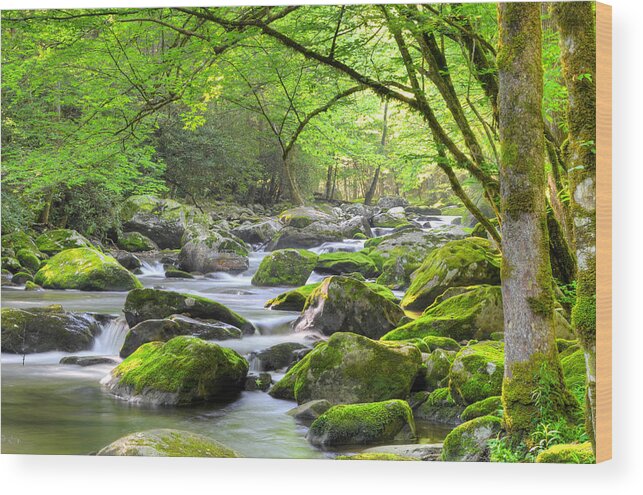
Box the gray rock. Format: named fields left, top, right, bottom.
left=244, top=372, right=272, bottom=391
left=377, top=196, right=409, bottom=209
left=287, top=399, right=332, bottom=421
left=60, top=356, right=119, bottom=366
left=362, top=443, right=443, bottom=461
left=251, top=342, right=310, bottom=371
left=232, top=219, right=283, bottom=245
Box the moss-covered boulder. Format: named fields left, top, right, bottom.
left=251, top=249, right=318, bottom=287
left=267, top=217, right=371, bottom=251
left=102, top=336, right=248, bottom=406
left=24, top=281, right=43, bottom=291
left=293, top=276, right=405, bottom=339
left=422, top=335, right=461, bottom=352
left=97, top=429, right=239, bottom=457
left=535, top=442, right=595, bottom=464
left=372, top=211, right=409, bottom=228
left=120, top=315, right=242, bottom=358
left=120, top=195, right=190, bottom=249
left=307, top=400, right=416, bottom=447
left=165, top=268, right=194, bottom=279
left=269, top=332, right=422, bottom=404
left=448, top=341, right=504, bottom=405
left=1, top=306, right=100, bottom=353
left=33, top=248, right=142, bottom=291
left=422, top=349, right=456, bottom=392
left=279, top=206, right=337, bottom=228
left=561, top=348, right=587, bottom=402
left=315, top=252, right=379, bottom=278
left=383, top=285, right=503, bottom=342
left=179, top=226, right=249, bottom=273
left=232, top=219, right=283, bottom=245
left=11, top=271, right=33, bottom=285
left=336, top=453, right=418, bottom=461
left=2, top=256, right=22, bottom=274
left=414, top=387, right=464, bottom=424
left=35, top=229, right=93, bottom=255
left=460, top=396, right=503, bottom=422
left=265, top=281, right=397, bottom=311
left=401, top=238, right=501, bottom=311
left=2, top=232, right=42, bottom=259
left=123, top=288, right=254, bottom=334
left=251, top=342, right=310, bottom=371
left=441, top=415, right=502, bottom=462
left=16, top=249, right=41, bottom=273
left=117, top=231, right=158, bottom=252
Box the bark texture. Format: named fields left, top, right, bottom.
left=497, top=2, right=574, bottom=438
left=553, top=1, right=597, bottom=450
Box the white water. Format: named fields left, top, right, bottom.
left=139, top=260, right=166, bottom=277
left=92, top=316, right=129, bottom=355
left=309, top=239, right=366, bottom=254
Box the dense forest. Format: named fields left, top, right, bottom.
left=1, top=2, right=597, bottom=463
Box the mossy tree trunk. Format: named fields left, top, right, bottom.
left=553, top=1, right=597, bottom=451
left=497, top=2, right=575, bottom=440
left=365, top=100, right=388, bottom=206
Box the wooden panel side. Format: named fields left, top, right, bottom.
left=595, top=1, right=612, bottom=464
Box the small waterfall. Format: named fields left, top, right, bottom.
left=247, top=353, right=263, bottom=372
left=253, top=314, right=298, bottom=335
left=309, top=239, right=365, bottom=254
left=305, top=271, right=327, bottom=285
left=139, top=260, right=166, bottom=277
left=92, top=316, right=129, bottom=355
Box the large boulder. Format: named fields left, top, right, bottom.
left=178, top=225, right=249, bottom=273
left=1, top=305, right=101, bottom=353
left=441, top=415, right=503, bottom=462
left=460, top=396, right=503, bottom=422
left=97, top=429, right=239, bottom=457
left=2, top=232, right=43, bottom=260
left=265, top=280, right=398, bottom=311
left=535, top=442, right=594, bottom=464
left=293, top=276, right=405, bottom=339
left=279, top=206, right=337, bottom=228
left=251, top=249, right=318, bottom=287
left=315, top=252, right=379, bottom=278
left=413, top=387, right=464, bottom=424
left=307, top=400, right=416, bottom=447
left=269, top=332, right=422, bottom=405
left=377, top=197, right=409, bottom=210
left=119, top=315, right=242, bottom=358
left=35, top=229, right=93, bottom=255
left=422, top=348, right=456, bottom=392
left=449, top=341, right=504, bottom=405
left=34, top=248, right=142, bottom=291
left=123, top=288, right=254, bottom=334
left=102, top=336, right=248, bottom=406
left=117, top=232, right=158, bottom=252
left=401, top=237, right=501, bottom=311
left=250, top=342, right=310, bottom=371
left=267, top=217, right=371, bottom=251
left=371, top=211, right=408, bottom=228
left=231, top=219, right=282, bottom=245
left=382, top=285, right=503, bottom=342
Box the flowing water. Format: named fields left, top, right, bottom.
left=1, top=217, right=459, bottom=457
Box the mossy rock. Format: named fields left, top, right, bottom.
left=422, top=335, right=461, bottom=352
left=401, top=238, right=501, bottom=311
left=1, top=306, right=100, bottom=353
left=252, top=342, right=310, bottom=371
left=165, top=268, right=194, bottom=279
left=535, top=442, right=595, bottom=464
left=15, top=249, right=41, bottom=273
left=123, top=288, right=254, bottom=334
left=251, top=249, right=318, bottom=287
left=556, top=338, right=578, bottom=354
left=97, top=429, right=240, bottom=457
left=117, top=231, right=158, bottom=252
left=307, top=400, right=416, bottom=447
left=24, top=281, right=43, bottom=291
left=441, top=415, right=502, bottom=462
left=35, top=229, right=93, bottom=255
left=287, top=399, right=332, bottom=421
left=561, top=348, right=587, bottom=403
left=315, top=252, right=379, bottom=278
left=266, top=280, right=398, bottom=311
left=414, top=387, right=464, bottom=424
left=179, top=226, right=249, bottom=273
left=2, top=232, right=42, bottom=258
left=460, top=396, right=503, bottom=422
left=33, top=248, right=142, bottom=291
left=11, top=271, right=33, bottom=285
left=279, top=206, right=336, bottom=228
left=422, top=349, right=456, bottom=392
left=102, top=336, right=249, bottom=406
left=269, top=332, right=422, bottom=405
left=383, top=285, right=503, bottom=342
left=336, top=453, right=418, bottom=461
left=448, top=341, right=504, bottom=405
left=293, top=276, right=405, bottom=339
left=2, top=256, right=22, bottom=274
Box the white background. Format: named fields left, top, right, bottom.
left=1, top=0, right=640, bottom=493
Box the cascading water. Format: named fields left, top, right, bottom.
left=138, top=260, right=166, bottom=277
left=309, top=239, right=366, bottom=254
left=92, top=316, right=129, bottom=355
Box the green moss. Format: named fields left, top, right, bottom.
left=315, top=252, right=379, bottom=278
left=422, top=335, right=461, bottom=352
left=461, top=396, right=503, bottom=422
left=252, top=249, right=318, bottom=287
left=353, top=232, right=368, bottom=240
left=414, top=387, right=464, bottom=424
left=164, top=268, right=194, bottom=279
left=11, top=271, right=34, bottom=284
left=33, top=248, right=142, bottom=291
left=441, top=415, right=503, bottom=462
left=308, top=400, right=416, bottom=447
left=2, top=256, right=22, bottom=273
left=24, top=281, right=42, bottom=291
left=109, top=336, right=248, bottom=404
left=15, top=249, right=41, bottom=273
left=336, top=453, right=418, bottom=461
left=535, top=442, right=594, bottom=464
left=35, top=229, right=93, bottom=255
left=423, top=348, right=455, bottom=391
left=2, top=232, right=41, bottom=257
left=449, top=341, right=504, bottom=405
left=561, top=348, right=587, bottom=404
left=117, top=231, right=157, bottom=252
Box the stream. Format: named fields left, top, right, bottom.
left=1, top=217, right=459, bottom=457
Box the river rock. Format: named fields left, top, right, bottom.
left=11, top=271, right=33, bottom=285
left=535, top=442, right=594, bottom=464
left=279, top=206, right=338, bottom=228
left=123, top=288, right=254, bottom=334
left=406, top=205, right=442, bottom=216
left=251, top=342, right=310, bottom=371
left=97, top=429, right=239, bottom=457
left=1, top=306, right=101, bottom=354
left=60, top=356, right=119, bottom=366
left=102, top=336, right=248, bottom=406
left=448, top=341, right=504, bottom=405
left=231, top=219, right=282, bottom=245
left=251, top=249, right=318, bottom=287
left=293, top=276, right=405, bottom=339
left=441, top=415, right=502, bottom=462
left=266, top=224, right=344, bottom=250
left=33, top=248, right=142, bottom=291
left=307, top=400, right=416, bottom=447
left=401, top=237, right=501, bottom=311
left=245, top=372, right=272, bottom=391
left=340, top=203, right=376, bottom=220
left=377, top=197, right=409, bottom=209
left=119, top=315, right=242, bottom=358
left=315, top=252, right=379, bottom=278
left=114, top=251, right=142, bottom=271
left=361, top=443, right=443, bottom=461
left=116, top=231, right=158, bottom=252
left=371, top=211, right=408, bottom=228
left=287, top=399, right=332, bottom=421
left=413, top=388, right=464, bottom=425
left=35, top=229, right=93, bottom=255
left=460, top=396, right=503, bottom=422
left=178, top=226, right=249, bottom=273
left=269, top=332, right=422, bottom=404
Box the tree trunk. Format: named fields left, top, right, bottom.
left=283, top=155, right=304, bottom=205
left=325, top=163, right=334, bottom=199
left=38, top=190, right=54, bottom=225
left=365, top=100, right=389, bottom=205
left=497, top=2, right=575, bottom=439
left=553, top=0, right=597, bottom=451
